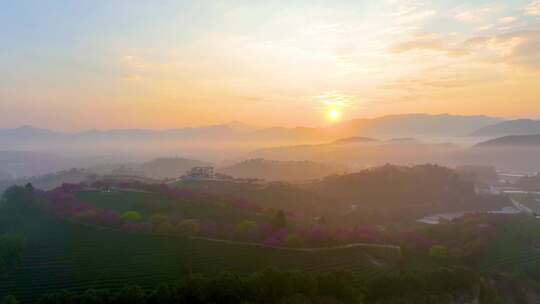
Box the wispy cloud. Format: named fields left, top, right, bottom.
left=525, top=0, right=540, bottom=16
left=119, top=55, right=148, bottom=69
left=475, top=24, right=494, bottom=32
left=389, top=0, right=436, bottom=25
left=460, top=30, right=540, bottom=72
left=314, top=91, right=356, bottom=108
left=454, top=4, right=500, bottom=23
left=123, top=74, right=143, bottom=81
left=499, top=16, right=517, bottom=24
left=389, top=34, right=468, bottom=57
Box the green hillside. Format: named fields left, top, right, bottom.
left=479, top=217, right=540, bottom=273
left=75, top=190, right=170, bottom=212
left=0, top=214, right=399, bottom=303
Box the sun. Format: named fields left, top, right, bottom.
left=327, top=109, right=341, bottom=122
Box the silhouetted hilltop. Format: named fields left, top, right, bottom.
left=251, top=137, right=459, bottom=166
left=101, top=157, right=213, bottom=179
left=218, top=159, right=347, bottom=181
left=342, top=114, right=501, bottom=138
left=331, top=137, right=378, bottom=144
left=452, top=134, right=540, bottom=172
left=472, top=119, right=540, bottom=137
left=474, top=134, right=540, bottom=147
left=140, top=157, right=212, bottom=179
left=0, top=114, right=503, bottom=152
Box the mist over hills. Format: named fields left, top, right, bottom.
left=451, top=134, right=540, bottom=172
left=471, top=119, right=540, bottom=137
left=218, top=159, right=347, bottom=181
left=0, top=150, right=80, bottom=178
left=0, top=168, right=12, bottom=181
left=336, top=114, right=502, bottom=138
left=3, top=113, right=540, bottom=178
left=250, top=137, right=461, bottom=169
left=0, top=114, right=502, bottom=150
left=108, top=157, right=213, bottom=180
left=474, top=134, right=540, bottom=147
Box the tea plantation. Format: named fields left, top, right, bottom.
left=0, top=214, right=399, bottom=303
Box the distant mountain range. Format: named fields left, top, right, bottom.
left=474, top=134, right=540, bottom=147
left=451, top=134, right=540, bottom=172
left=251, top=131, right=540, bottom=172
left=7, top=114, right=540, bottom=174
left=471, top=119, right=540, bottom=137
left=109, top=157, right=213, bottom=179
left=250, top=136, right=460, bottom=168
left=336, top=114, right=501, bottom=138
left=0, top=114, right=503, bottom=149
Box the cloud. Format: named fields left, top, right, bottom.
left=475, top=24, right=494, bottom=32
left=454, top=4, right=500, bottom=23
left=498, top=16, right=517, bottom=24
left=396, top=9, right=436, bottom=24
left=465, top=30, right=540, bottom=69
left=503, top=31, right=540, bottom=69
left=119, top=55, right=148, bottom=69
left=387, top=0, right=436, bottom=25
left=389, top=36, right=468, bottom=57
left=123, top=74, right=143, bottom=81
left=119, top=56, right=149, bottom=81
left=382, top=70, right=495, bottom=91
left=388, top=28, right=540, bottom=71
left=314, top=91, right=355, bottom=108
left=526, top=0, right=540, bottom=16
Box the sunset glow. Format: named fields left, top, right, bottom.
left=1, top=1, right=539, bottom=130
left=3, top=2, right=540, bottom=298
left=327, top=109, right=342, bottom=123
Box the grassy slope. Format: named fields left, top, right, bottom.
left=479, top=217, right=540, bottom=272
left=75, top=190, right=170, bottom=212
left=0, top=212, right=399, bottom=303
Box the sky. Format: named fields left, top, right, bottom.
left=1, top=0, right=540, bottom=130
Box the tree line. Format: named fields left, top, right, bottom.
left=0, top=266, right=502, bottom=304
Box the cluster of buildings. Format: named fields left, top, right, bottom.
left=181, top=166, right=215, bottom=181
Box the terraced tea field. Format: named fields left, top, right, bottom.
left=75, top=190, right=170, bottom=212
left=479, top=217, right=540, bottom=273
left=0, top=215, right=400, bottom=303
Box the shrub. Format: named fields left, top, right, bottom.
left=121, top=211, right=142, bottom=222
left=0, top=295, right=18, bottom=304
left=177, top=219, right=200, bottom=236
left=284, top=234, right=305, bottom=248
left=429, top=245, right=448, bottom=260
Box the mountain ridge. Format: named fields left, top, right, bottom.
left=471, top=119, right=540, bottom=137
left=0, top=113, right=504, bottom=142
left=474, top=134, right=540, bottom=147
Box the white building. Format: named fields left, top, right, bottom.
left=182, top=166, right=215, bottom=181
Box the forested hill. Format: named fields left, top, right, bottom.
left=139, top=158, right=212, bottom=179
left=304, top=164, right=504, bottom=223
left=218, top=159, right=347, bottom=181
left=309, top=164, right=474, bottom=203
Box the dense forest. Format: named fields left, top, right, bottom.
left=1, top=267, right=496, bottom=304
left=306, top=164, right=507, bottom=224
